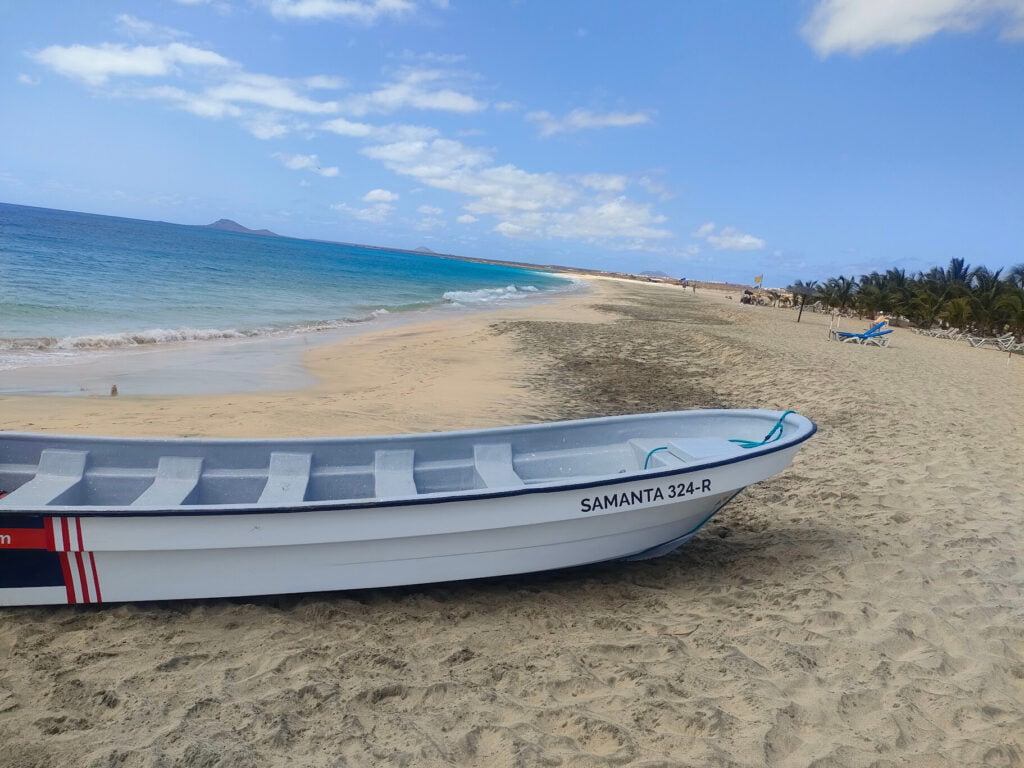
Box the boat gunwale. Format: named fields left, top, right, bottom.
left=0, top=413, right=817, bottom=518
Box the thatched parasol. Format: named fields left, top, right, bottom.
left=788, top=284, right=818, bottom=323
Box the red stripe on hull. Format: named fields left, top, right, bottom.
left=88, top=553, right=103, bottom=603
left=75, top=552, right=91, bottom=603
left=59, top=553, right=76, bottom=604
left=0, top=528, right=48, bottom=550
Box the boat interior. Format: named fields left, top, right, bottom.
left=0, top=422, right=753, bottom=510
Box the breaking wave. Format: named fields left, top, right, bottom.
left=0, top=280, right=579, bottom=372
left=442, top=284, right=541, bottom=306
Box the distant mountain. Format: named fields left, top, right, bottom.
left=415, top=246, right=437, bottom=254
left=201, top=219, right=279, bottom=237
left=640, top=270, right=669, bottom=277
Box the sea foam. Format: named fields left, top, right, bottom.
left=442, top=284, right=541, bottom=306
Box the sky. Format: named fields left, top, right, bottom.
left=1, top=0, right=1022, bottom=286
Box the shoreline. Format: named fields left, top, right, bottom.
left=0, top=276, right=615, bottom=437
left=0, top=277, right=586, bottom=400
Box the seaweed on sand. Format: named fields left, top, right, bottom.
left=492, top=287, right=740, bottom=421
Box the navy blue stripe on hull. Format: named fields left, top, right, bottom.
left=0, top=550, right=64, bottom=589
left=0, top=514, right=46, bottom=529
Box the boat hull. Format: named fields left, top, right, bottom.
left=0, top=442, right=798, bottom=605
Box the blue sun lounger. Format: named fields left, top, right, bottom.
left=831, top=321, right=893, bottom=346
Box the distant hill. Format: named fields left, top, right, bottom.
left=640, top=270, right=669, bottom=277
left=415, top=246, right=437, bottom=254
left=201, top=219, right=279, bottom=237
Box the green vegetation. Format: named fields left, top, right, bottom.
left=788, top=259, right=1024, bottom=337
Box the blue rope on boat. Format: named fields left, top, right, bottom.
left=643, top=446, right=669, bottom=469
left=729, top=410, right=797, bottom=449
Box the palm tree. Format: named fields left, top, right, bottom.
left=787, top=280, right=819, bottom=323
left=999, top=290, right=1024, bottom=340
left=939, top=297, right=972, bottom=331
left=882, top=268, right=913, bottom=318
left=969, top=267, right=1008, bottom=335
left=814, top=258, right=1020, bottom=333
left=1007, top=263, right=1024, bottom=290
left=854, top=276, right=890, bottom=320
left=903, top=280, right=949, bottom=329
left=819, top=276, right=858, bottom=313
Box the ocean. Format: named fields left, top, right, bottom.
left=0, top=203, right=575, bottom=384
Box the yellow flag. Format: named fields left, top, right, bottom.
left=754, top=274, right=763, bottom=284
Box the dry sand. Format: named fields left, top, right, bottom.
left=1, top=280, right=1022, bottom=767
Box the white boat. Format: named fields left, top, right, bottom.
left=0, top=409, right=815, bottom=606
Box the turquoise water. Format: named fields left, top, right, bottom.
left=0, top=203, right=573, bottom=370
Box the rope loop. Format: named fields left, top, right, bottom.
left=729, top=410, right=797, bottom=449
left=642, top=446, right=669, bottom=470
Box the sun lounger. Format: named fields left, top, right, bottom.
left=966, top=333, right=1016, bottom=350
left=858, top=329, right=893, bottom=346
left=831, top=321, right=892, bottom=346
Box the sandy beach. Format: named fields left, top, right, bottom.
left=1, top=279, right=1022, bottom=767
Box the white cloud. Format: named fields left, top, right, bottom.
left=244, top=114, right=292, bottom=139
left=416, top=217, right=444, bottom=230
left=418, top=204, right=443, bottom=214
left=208, top=73, right=338, bottom=113
left=526, top=108, right=652, bottom=137
left=17, top=73, right=40, bottom=85
left=323, top=121, right=439, bottom=144
left=456, top=214, right=477, bottom=224
left=342, top=68, right=485, bottom=116
left=397, top=50, right=466, bottom=65
left=364, top=137, right=487, bottom=181
left=321, top=117, right=375, bottom=136
left=115, top=14, right=187, bottom=42
left=332, top=199, right=394, bottom=222
left=578, top=173, right=628, bottom=193
left=32, top=42, right=233, bottom=85
left=363, top=188, right=398, bottom=202
left=304, top=74, right=346, bottom=89
left=493, top=199, right=670, bottom=242
left=693, top=222, right=765, bottom=251
left=361, top=136, right=673, bottom=244
left=709, top=229, right=764, bottom=251
left=638, top=174, right=673, bottom=201
left=803, top=0, right=1024, bottom=55
left=138, top=85, right=241, bottom=118
left=693, top=221, right=716, bottom=238
left=273, top=152, right=339, bottom=176
left=263, top=0, right=422, bottom=23
left=495, top=221, right=526, bottom=237
left=365, top=138, right=575, bottom=216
